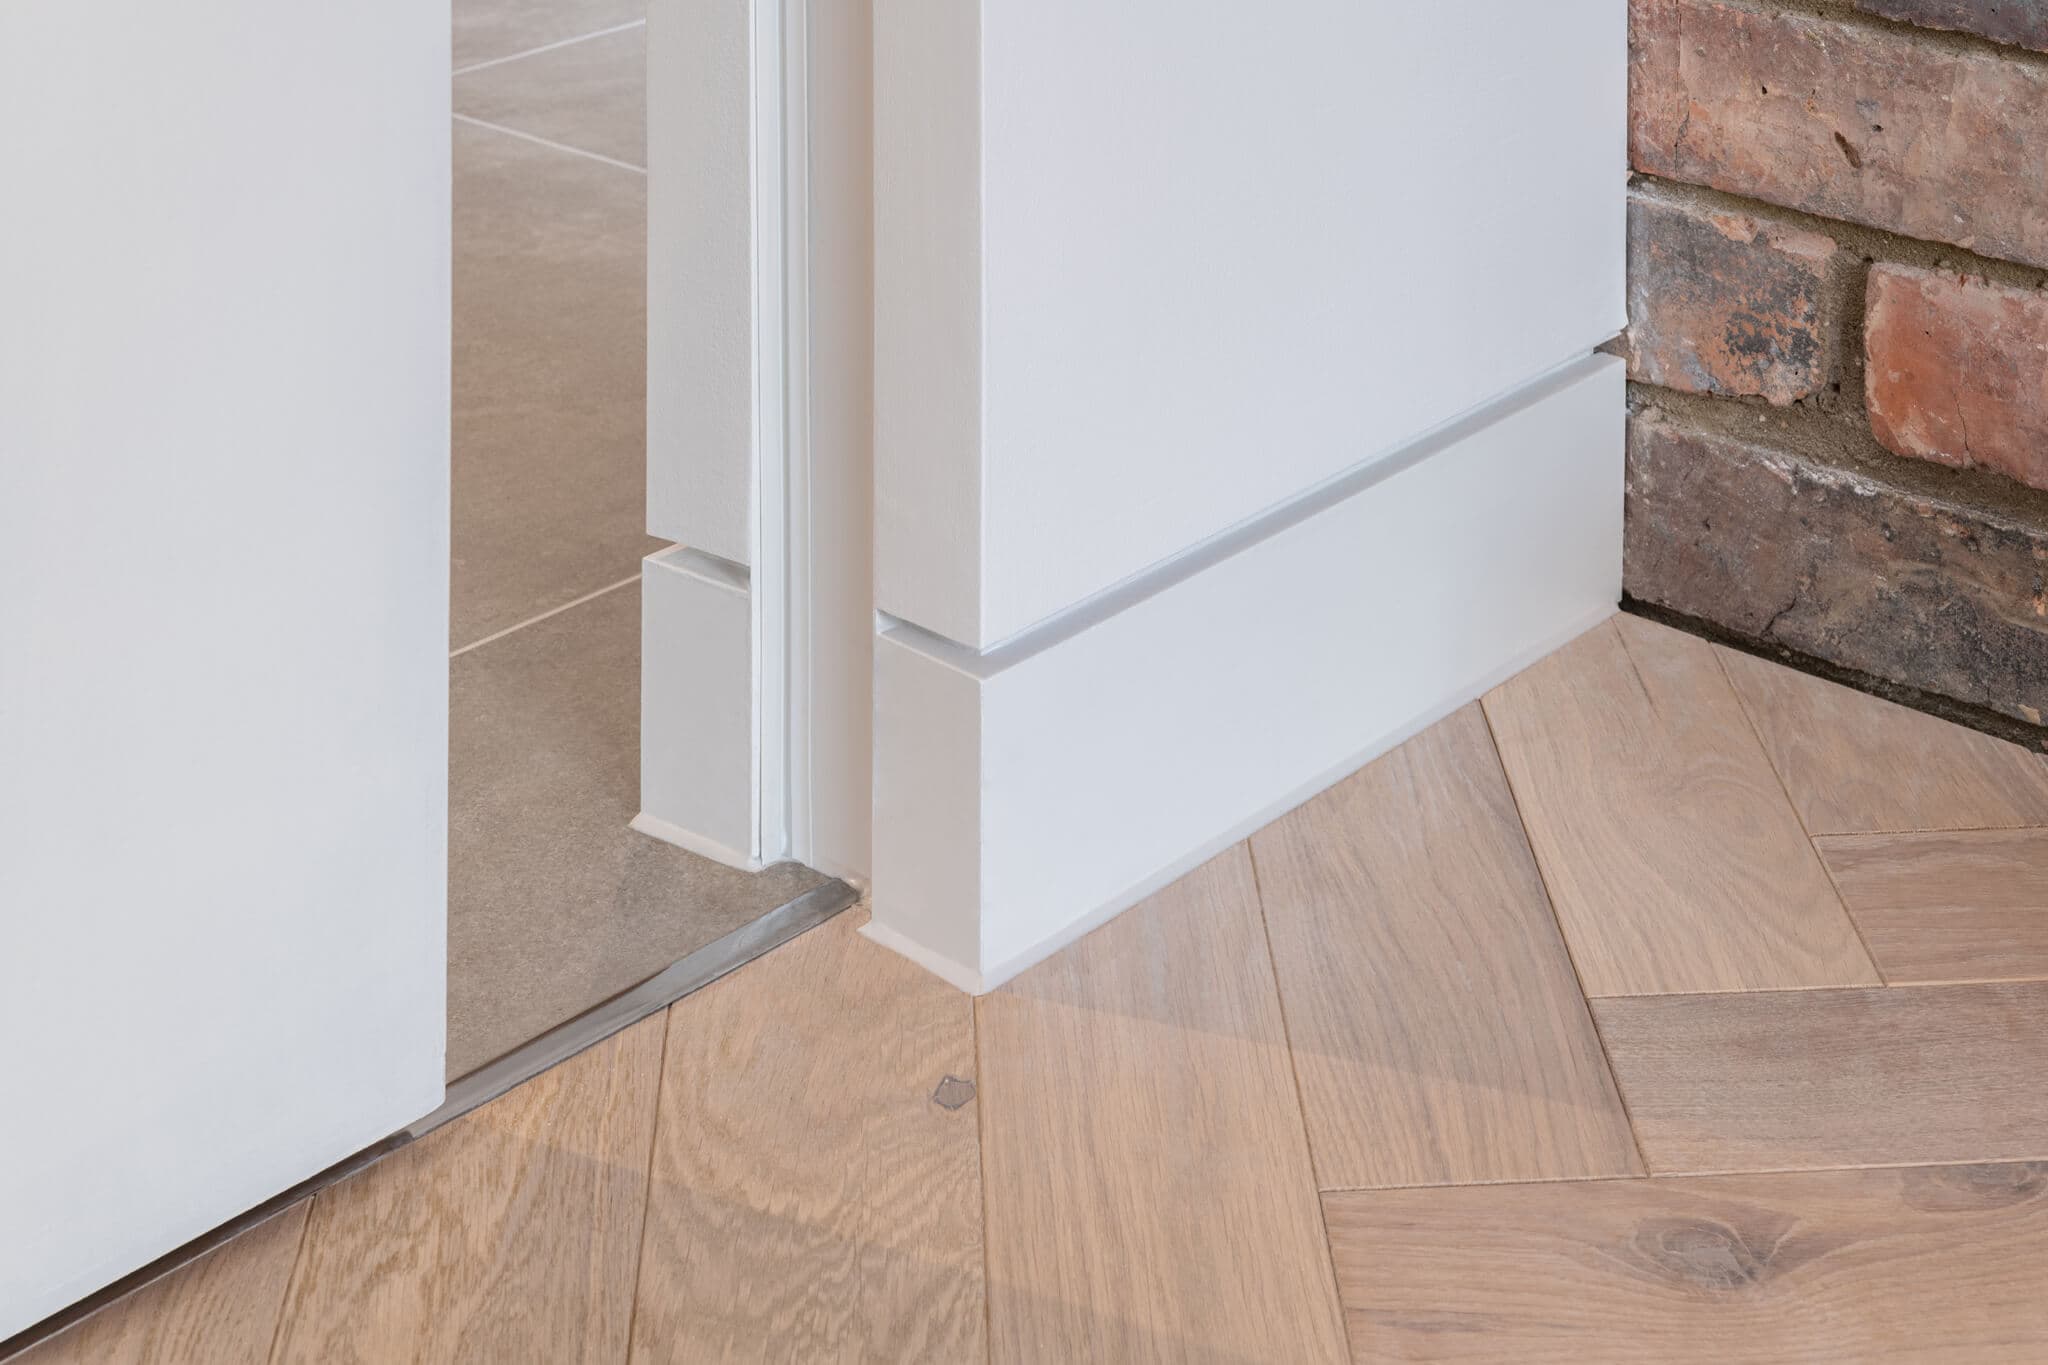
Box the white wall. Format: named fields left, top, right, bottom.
left=877, top=0, right=1626, bottom=650
left=868, top=0, right=1626, bottom=986
left=870, top=359, right=1624, bottom=988
left=0, top=2, right=448, bottom=1336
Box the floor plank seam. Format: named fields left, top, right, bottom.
left=1811, top=821, right=2048, bottom=836
left=969, top=994, right=996, bottom=1365
left=1318, top=1152, right=2048, bottom=1193
left=1809, top=834, right=1893, bottom=987
left=1315, top=1171, right=1650, bottom=1196
left=261, top=1201, right=314, bottom=1365
left=1476, top=697, right=1654, bottom=1177
left=1584, top=980, right=2031, bottom=1003
left=1710, top=641, right=1884, bottom=981
left=1584, top=980, right=1905, bottom=999
left=1635, top=1153, right=2048, bottom=1180
left=1607, top=612, right=1660, bottom=715
left=619, top=1004, right=677, bottom=1365
left=1242, top=839, right=1355, bottom=1361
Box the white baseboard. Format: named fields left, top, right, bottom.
left=867, top=354, right=1625, bottom=992
left=638, top=547, right=759, bottom=868
left=967, top=599, right=1615, bottom=993
left=855, top=916, right=986, bottom=994
left=627, top=811, right=766, bottom=873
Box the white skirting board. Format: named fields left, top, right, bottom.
left=865, top=354, right=1624, bottom=993
left=637, top=546, right=760, bottom=870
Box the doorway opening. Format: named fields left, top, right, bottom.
left=447, top=0, right=831, bottom=1078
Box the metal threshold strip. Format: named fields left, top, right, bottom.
left=0, top=878, right=857, bottom=1362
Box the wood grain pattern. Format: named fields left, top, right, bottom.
left=976, top=845, right=1349, bottom=1364
left=1483, top=615, right=1877, bottom=995
left=1251, top=704, right=1641, bottom=1189
left=12, top=1203, right=307, bottom=1365
left=1718, top=644, right=2048, bottom=835
left=1323, top=1162, right=2048, bottom=1363
left=271, top=1014, right=665, bottom=1365
left=627, top=912, right=985, bottom=1364
left=1594, top=981, right=2048, bottom=1173
left=1817, top=829, right=2048, bottom=983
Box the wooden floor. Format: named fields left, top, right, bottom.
left=22, top=614, right=2048, bottom=1364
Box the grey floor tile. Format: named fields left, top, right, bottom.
left=453, top=118, right=657, bottom=650
left=448, top=582, right=827, bottom=1078
left=455, top=25, right=646, bottom=169
left=454, top=0, right=643, bottom=73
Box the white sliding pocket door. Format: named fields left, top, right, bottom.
left=0, top=1, right=449, bottom=1339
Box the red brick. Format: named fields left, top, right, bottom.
left=1865, top=265, right=2048, bottom=492
left=1625, top=406, right=2048, bottom=725
left=1631, top=0, right=2048, bottom=268
left=1627, top=190, right=1842, bottom=405
left=1853, top=0, right=2048, bottom=53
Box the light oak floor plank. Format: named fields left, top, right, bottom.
left=1718, top=645, right=2048, bottom=835
left=1817, top=829, right=2048, bottom=984
left=1482, top=615, right=1877, bottom=995
left=1593, top=981, right=2048, bottom=1173
left=977, top=846, right=1349, bottom=1365
left=1251, top=704, right=1641, bottom=1190
left=271, top=1014, right=665, bottom=1365
left=1323, top=1162, right=2048, bottom=1363
left=12, top=1204, right=307, bottom=1365
left=627, top=912, right=985, bottom=1365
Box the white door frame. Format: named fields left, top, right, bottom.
left=640, top=0, right=873, bottom=885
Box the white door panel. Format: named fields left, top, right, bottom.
left=0, top=3, right=448, bottom=1336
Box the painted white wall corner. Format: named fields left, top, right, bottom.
left=863, top=1, right=1627, bottom=990
left=865, top=357, right=1625, bottom=993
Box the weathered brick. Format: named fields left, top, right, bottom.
left=1630, top=0, right=2048, bottom=268
left=1866, top=265, right=2048, bottom=492
left=1624, top=406, right=2048, bottom=724
left=1627, top=190, right=1842, bottom=405
left=1853, top=0, right=2048, bottom=53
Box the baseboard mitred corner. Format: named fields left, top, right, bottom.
left=629, top=812, right=765, bottom=873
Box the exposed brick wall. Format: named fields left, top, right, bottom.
left=1624, top=0, right=2048, bottom=730
left=1865, top=265, right=2048, bottom=490
left=1853, top=0, right=2048, bottom=51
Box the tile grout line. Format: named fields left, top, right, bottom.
left=619, top=1004, right=677, bottom=1362
left=450, top=572, right=643, bottom=659
left=451, top=113, right=647, bottom=177
left=451, top=19, right=645, bottom=77
left=1708, top=643, right=1888, bottom=984
left=1477, top=695, right=1655, bottom=1179
left=1242, top=839, right=1355, bottom=1351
